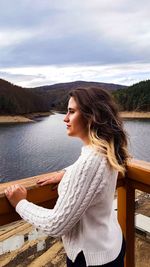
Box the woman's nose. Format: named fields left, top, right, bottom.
left=64, top=113, right=69, bottom=122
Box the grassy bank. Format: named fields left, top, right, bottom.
left=0, top=115, right=33, bottom=123
left=0, top=111, right=150, bottom=124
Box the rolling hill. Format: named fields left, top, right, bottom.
left=0, top=79, right=126, bottom=114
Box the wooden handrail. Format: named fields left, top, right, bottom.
left=0, top=159, right=150, bottom=267
left=0, top=172, right=58, bottom=226
left=126, top=159, right=150, bottom=185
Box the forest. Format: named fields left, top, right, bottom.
left=0, top=78, right=149, bottom=115
left=112, top=80, right=150, bottom=111
left=0, top=79, right=49, bottom=114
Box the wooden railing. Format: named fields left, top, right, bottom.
left=118, top=159, right=150, bottom=267
left=0, top=159, right=150, bottom=267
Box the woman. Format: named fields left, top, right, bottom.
left=5, top=87, right=128, bottom=267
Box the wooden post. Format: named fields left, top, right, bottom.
left=118, top=178, right=135, bottom=267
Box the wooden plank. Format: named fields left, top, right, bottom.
left=129, top=179, right=150, bottom=193
left=127, top=159, right=150, bottom=185
left=0, top=239, right=39, bottom=267
left=0, top=221, right=32, bottom=242
left=27, top=241, right=64, bottom=267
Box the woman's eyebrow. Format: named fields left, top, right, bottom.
left=68, top=107, right=76, bottom=111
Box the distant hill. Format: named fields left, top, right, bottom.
left=29, top=80, right=126, bottom=112
left=112, top=80, right=150, bottom=111
left=0, top=79, right=126, bottom=115
left=31, top=80, right=125, bottom=92
left=0, top=79, right=49, bottom=115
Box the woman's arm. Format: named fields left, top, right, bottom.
left=5, top=152, right=107, bottom=237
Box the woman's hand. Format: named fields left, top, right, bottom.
left=5, top=184, right=27, bottom=208
left=36, top=171, right=65, bottom=186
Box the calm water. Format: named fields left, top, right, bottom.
left=0, top=114, right=150, bottom=183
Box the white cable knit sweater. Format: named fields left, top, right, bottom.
left=16, top=146, right=123, bottom=266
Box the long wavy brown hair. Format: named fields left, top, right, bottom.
left=69, top=87, right=129, bottom=175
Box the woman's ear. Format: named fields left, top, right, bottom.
left=87, top=119, right=92, bottom=132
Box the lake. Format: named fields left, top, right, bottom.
left=0, top=113, right=150, bottom=183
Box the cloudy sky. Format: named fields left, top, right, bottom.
left=0, top=0, right=150, bottom=87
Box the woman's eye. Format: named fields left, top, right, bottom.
left=68, top=110, right=75, bottom=114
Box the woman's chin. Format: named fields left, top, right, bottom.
left=67, top=130, right=73, bottom=136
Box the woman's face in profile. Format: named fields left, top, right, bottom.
left=64, top=97, right=89, bottom=144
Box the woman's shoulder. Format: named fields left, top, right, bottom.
left=79, top=145, right=106, bottom=168
left=81, top=145, right=104, bottom=158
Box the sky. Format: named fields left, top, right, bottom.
left=0, top=0, right=150, bottom=87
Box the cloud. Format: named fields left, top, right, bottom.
left=0, top=0, right=149, bottom=85
left=0, top=30, right=34, bottom=48
left=0, top=70, right=45, bottom=86
left=1, top=62, right=150, bottom=87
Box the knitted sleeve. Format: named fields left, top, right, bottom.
left=16, top=151, right=107, bottom=237
left=63, top=163, right=74, bottom=172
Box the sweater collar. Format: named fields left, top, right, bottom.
left=81, top=145, right=94, bottom=154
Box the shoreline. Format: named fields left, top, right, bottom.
left=0, top=111, right=150, bottom=123
left=120, top=111, right=150, bottom=119
left=0, top=112, right=53, bottom=124
left=0, top=115, right=33, bottom=123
